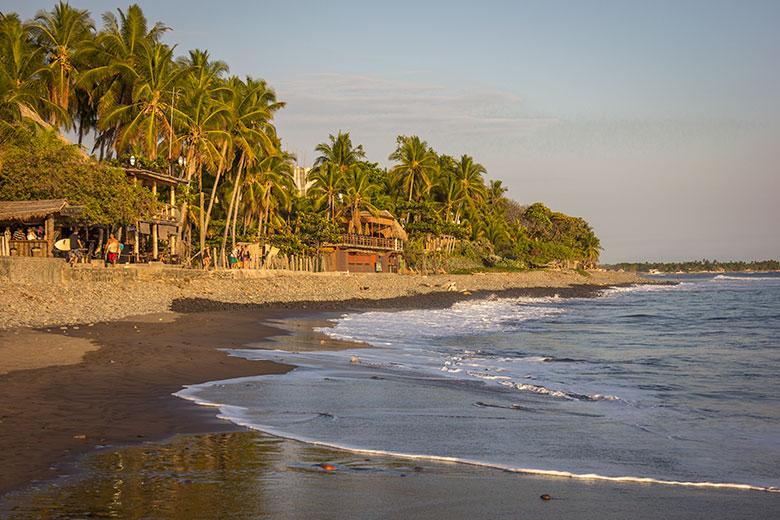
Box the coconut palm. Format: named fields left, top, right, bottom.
left=309, top=162, right=344, bottom=223
left=217, top=76, right=284, bottom=260
left=100, top=41, right=185, bottom=159
left=28, top=1, right=95, bottom=129
left=581, top=228, right=603, bottom=269
left=242, top=153, right=294, bottom=236
left=452, top=154, right=487, bottom=222
left=313, top=131, right=365, bottom=172
left=341, top=164, right=379, bottom=235
left=79, top=4, right=169, bottom=157
left=433, top=171, right=465, bottom=224
left=0, top=13, right=64, bottom=130
left=388, top=135, right=438, bottom=202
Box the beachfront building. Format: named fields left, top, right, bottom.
left=0, top=199, right=82, bottom=257
left=321, top=210, right=407, bottom=273
left=124, top=167, right=187, bottom=263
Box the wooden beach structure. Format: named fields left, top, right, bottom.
left=124, top=168, right=187, bottom=263
left=0, top=199, right=82, bottom=257
left=321, top=210, right=407, bottom=273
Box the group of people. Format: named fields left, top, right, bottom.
left=229, top=245, right=252, bottom=269
left=10, top=227, right=44, bottom=241
left=65, top=230, right=122, bottom=267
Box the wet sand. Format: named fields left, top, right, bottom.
left=0, top=309, right=297, bottom=496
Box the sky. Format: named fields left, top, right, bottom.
left=5, top=0, right=780, bottom=263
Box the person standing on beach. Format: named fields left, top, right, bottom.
left=105, top=233, right=120, bottom=267
left=242, top=245, right=251, bottom=269
left=68, top=230, right=83, bottom=267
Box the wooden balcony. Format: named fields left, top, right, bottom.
left=337, top=233, right=402, bottom=251
left=149, top=203, right=178, bottom=223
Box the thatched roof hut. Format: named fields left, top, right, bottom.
left=359, top=210, right=408, bottom=242
left=0, top=199, right=73, bottom=223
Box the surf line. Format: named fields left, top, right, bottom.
left=178, top=395, right=779, bottom=495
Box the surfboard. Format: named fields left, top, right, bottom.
left=54, top=238, right=70, bottom=251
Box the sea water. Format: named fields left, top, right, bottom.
left=177, top=273, right=780, bottom=492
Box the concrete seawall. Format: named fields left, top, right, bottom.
left=0, top=257, right=287, bottom=284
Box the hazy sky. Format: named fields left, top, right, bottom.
left=6, top=0, right=779, bottom=262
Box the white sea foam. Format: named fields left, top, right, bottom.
left=712, top=274, right=778, bottom=282
left=174, top=381, right=778, bottom=494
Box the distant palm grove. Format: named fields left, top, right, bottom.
left=0, top=2, right=603, bottom=270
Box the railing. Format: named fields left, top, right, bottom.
left=7, top=239, right=49, bottom=257
left=338, top=234, right=401, bottom=251
left=150, top=203, right=178, bottom=223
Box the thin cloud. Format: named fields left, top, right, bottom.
left=275, top=72, right=557, bottom=145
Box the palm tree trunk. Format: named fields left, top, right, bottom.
left=220, top=152, right=245, bottom=264
left=203, top=141, right=230, bottom=251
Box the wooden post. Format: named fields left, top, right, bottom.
left=134, top=221, right=140, bottom=261
left=152, top=224, right=159, bottom=260
left=45, top=215, right=55, bottom=257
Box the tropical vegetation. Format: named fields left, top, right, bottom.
left=1, top=2, right=603, bottom=270
left=602, top=260, right=780, bottom=273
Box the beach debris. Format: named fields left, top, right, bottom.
left=73, top=434, right=86, bottom=439
left=446, top=282, right=458, bottom=291
left=461, top=291, right=472, bottom=295
left=317, top=463, right=336, bottom=471
left=318, top=412, right=334, bottom=418
left=540, top=494, right=552, bottom=500
left=350, top=356, right=361, bottom=364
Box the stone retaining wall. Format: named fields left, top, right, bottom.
left=0, top=257, right=311, bottom=284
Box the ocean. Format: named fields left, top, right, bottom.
left=178, top=273, right=780, bottom=493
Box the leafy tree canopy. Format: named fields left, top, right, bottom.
left=0, top=125, right=158, bottom=225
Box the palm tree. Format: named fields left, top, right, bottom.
left=0, top=13, right=63, bottom=131
left=433, top=171, right=465, bottom=224
left=242, top=153, right=294, bottom=236
left=29, top=1, right=95, bottom=130
left=217, top=76, right=284, bottom=261
left=79, top=4, right=169, bottom=157
left=453, top=154, right=487, bottom=222
left=313, top=131, right=366, bottom=172
left=388, top=135, right=438, bottom=203
left=341, top=164, right=379, bottom=235
left=309, top=162, right=343, bottom=223
left=100, top=41, right=184, bottom=159
left=581, top=228, right=603, bottom=269
left=175, top=49, right=230, bottom=253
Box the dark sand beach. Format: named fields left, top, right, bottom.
left=2, top=271, right=778, bottom=518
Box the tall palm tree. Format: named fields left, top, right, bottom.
left=388, top=135, right=438, bottom=203
left=308, top=162, right=343, bottom=223
left=452, top=154, right=487, bottom=222
left=79, top=4, right=169, bottom=157
left=100, top=41, right=184, bottom=159
left=313, top=131, right=366, bottom=172
left=0, top=13, right=63, bottom=130
left=217, top=76, right=284, bottom=260
left=341, top=164, right=379, bottom=235
left=175, top=49, right=230, bottom=253
left=242, top=153, right=294, bottom=236
left=29, top=1, right=95, bottom=129
left=433, top=171, right=465, bottom=224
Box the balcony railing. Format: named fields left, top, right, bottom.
left=150, top=203, right=178, bottom=223
left=337, top=233, right=402, bottom=251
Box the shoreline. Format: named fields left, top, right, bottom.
left=0, top=270, right=657, bottom=497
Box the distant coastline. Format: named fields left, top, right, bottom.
left=600, top=259, right=779, bottom=274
